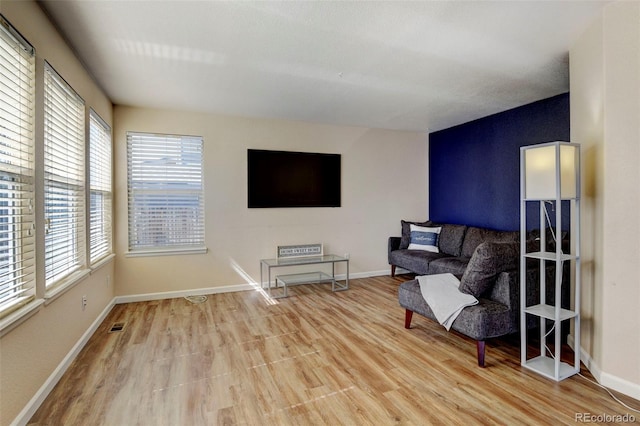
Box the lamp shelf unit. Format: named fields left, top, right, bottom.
left=524, top=251, right=576, bottom=262
left=523, top=356, right=577, bottom=382
left=523, top=304, right=577, bottom=321
left=520, top=141, right=581, bottom=382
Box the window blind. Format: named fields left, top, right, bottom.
left=89, top=110, right=112, bottom=264
left=0, top=15, right=36, bottom=316
left=44, top=62, right=86, bottom=287
left=127, top=132, right=205, bottom=252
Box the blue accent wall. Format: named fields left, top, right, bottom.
left=429, top=93, right=570, bottom=231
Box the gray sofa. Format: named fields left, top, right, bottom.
left=389, top=221, right=523, bottom=367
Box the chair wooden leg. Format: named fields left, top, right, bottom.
left=477, top=340, right=486, bottom=367
left=391, top=265, right=396, bottom=277
left=404, top=309, right=413, bottom=329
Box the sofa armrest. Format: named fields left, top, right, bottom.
left=388, top=236, right=401, bottom=259
left=491, top=270, right=518, bottom=309
left=490, top=270, right=519, bottom=334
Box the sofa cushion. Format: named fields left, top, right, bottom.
left=389, top=249, right=448, bottom=275
left=433, top=223, right=467, bottom=257
left=461, top=227, right=519, bottom=258
left=408, top=224, right=441, bottom=252
left=400, top=220, right=432, bottom=249
left=428, top=257, right=470, bottom=278
left=459, top=242, right=519, bottom=298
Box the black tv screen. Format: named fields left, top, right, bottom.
left=248, top=149, right=341, bottom=208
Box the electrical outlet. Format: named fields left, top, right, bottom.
left=82, top=295, right=87, bottom=311
left=344, top=253, right=350, bottom=259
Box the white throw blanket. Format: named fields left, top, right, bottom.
left=417, top=273, right=478, bottom=331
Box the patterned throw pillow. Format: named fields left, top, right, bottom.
left=408, top=224, right=442, bottom=252
left=399, top=220, right=431, bottom=249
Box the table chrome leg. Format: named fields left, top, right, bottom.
left=346, top=259, right=349, bottom=289
left=332, top=262, right=336, bottom=291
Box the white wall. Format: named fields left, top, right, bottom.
left=0, top=1, right=115, bottom=425
left=570, top=4, right=605, bottom=384
left=113, top=106, right=429, bottom=296
left=570, top=0, right=640, bottom=399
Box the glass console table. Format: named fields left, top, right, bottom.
left=260, top=254, right=349, bottom=298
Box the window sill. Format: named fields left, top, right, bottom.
left=91, top=253, right=115, bottom=272
left=44, top=269, right=91, bottom=305
left=125, top=247, right=208, bottom=258
left=0, top=299, right=44, bottom=337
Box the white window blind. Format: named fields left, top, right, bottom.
left=127, top=132, right=205, bottom=252
left=44, top=62, right=86, bottom=287
left=0, top=15, right=35, bottom=316
left=89, top=110, right=112, bottom=264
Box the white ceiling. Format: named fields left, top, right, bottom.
left=39, top=0, right=608, bottom=132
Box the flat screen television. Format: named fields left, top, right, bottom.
left=248, top=149, right=341, bottom=208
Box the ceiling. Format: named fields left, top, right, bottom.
left=39, top=1, right=608, bottom=132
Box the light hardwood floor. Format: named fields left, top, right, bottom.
left=29, top=275, right=638, bottom=425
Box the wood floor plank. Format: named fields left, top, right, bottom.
left=28, top=276, right=639, bottom=425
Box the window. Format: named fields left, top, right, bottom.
left=89, top=110, right=112, bottom=264
left=44, top=62, right=86, bottom=287
left=0, top=15, right=36, bottom=317
left=127, top=132, right=205, bottom=254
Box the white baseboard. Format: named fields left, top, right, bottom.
left=600, top=372, right=640, bottom=402
left=347, top=270, right=392, bottom=279
left=114, top=270, right=397, bottom=304
left=114, top=283, right=256, bottom=304
left=393, top=267, right=412, bottom=275
left=568, top=334, right=640, bottom=401
left=568, top=334, right=601, bottom=380
left=11, top=299, right=116, bottom=426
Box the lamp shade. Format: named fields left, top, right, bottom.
left=523, top=142, right=578, bottom=199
